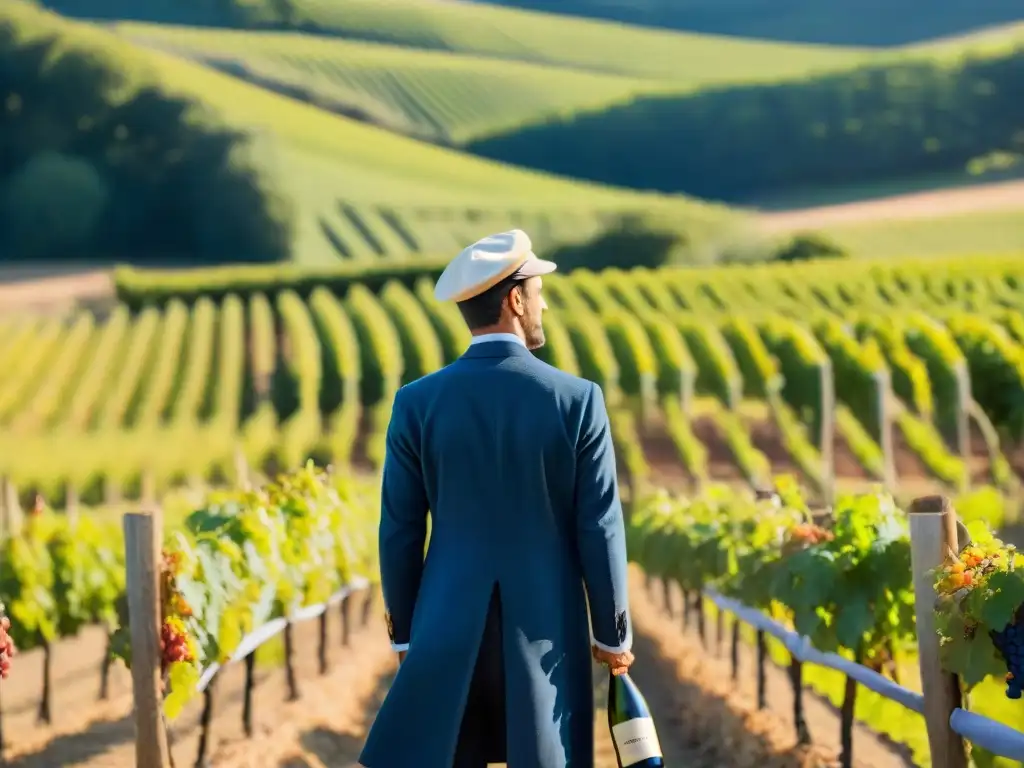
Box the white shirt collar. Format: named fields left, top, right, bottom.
left=469, top=332, right=526, bottom=348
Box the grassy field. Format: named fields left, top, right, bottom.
left=814, top=208, right=1024, bottom=260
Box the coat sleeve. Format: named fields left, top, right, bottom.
left=379, top=387, right=429, bottom=652
left=574, top=381, right=632, bottom=654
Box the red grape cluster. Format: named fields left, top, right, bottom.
left=0, top=615, right=16, bottom=679
left=159, top=619, right=194, bottom=671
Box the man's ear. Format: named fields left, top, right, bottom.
left=509, top=285, right=526, bottom=318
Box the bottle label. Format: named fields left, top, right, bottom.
left=612, top=716, right=663, bottom=765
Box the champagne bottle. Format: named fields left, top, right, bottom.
left=607, top=671, right=664, bottom=767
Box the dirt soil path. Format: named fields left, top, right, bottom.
left=647, top=574, right=915, bottom=768
left=2, top=575, right=918, bottom=768
left=758, top=179, right=1024, bottom=233
left=2, top=590, right=386, bottom=768
left=0, top=269, right=113, bottom=313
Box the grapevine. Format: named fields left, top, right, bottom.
left=111, top=463, right=378, bottom=718
left=630, top=484, right=916, bottom=665
left=933, top=525, right=1024, bottom=696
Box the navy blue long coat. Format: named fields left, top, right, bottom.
left=359, top=337, right=632, bottom=768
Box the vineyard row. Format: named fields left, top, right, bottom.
left=4, top=258, right=1024, bottom=497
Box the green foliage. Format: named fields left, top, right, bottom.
left=0, top=1, right=294, bottom=264
left=0, top=512, right=124, bottom=651
left=0, top=151, right=109, bottom=259
left=110, top=464, right=378, bottom=718
left=933, top=526, right=1024, bottom=690
left=472, top=46, right=1024, bottom=201
left=547, top=220, right=690, bottom=273
left=632, top=487, right=917, bottom=662
left=772, top=232, right=847, bottom=263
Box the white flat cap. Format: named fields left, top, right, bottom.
left=434, top=229, right=557, bottom=303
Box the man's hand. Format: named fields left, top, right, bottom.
left=592, top=645, right=633, bottom=676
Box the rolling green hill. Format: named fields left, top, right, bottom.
left=2, top=1, right=744, bottom=267
left=113, top=23, right=663, bottom=144
left=459, top=0, right=1024, bottom=47
left=85, top=0, right=880, bottom=81
left=138, top=43, right=741, bottom=262
left=105, top=2, right=1024, bottom=161
left=14, top=0, right=1024, bottom=266
left=105, top=13, right=1024, bottom=166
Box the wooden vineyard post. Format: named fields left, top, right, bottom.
left=789, top=657, right=810, bottom=745
left=715, top=610, right=724, bottom=656
left=908, top=496, right=968, bottom=768
left=695, top=591, right=707, bottom=649
left=730, top=618, right=740, bottom=682
left=876, top=371, right=896, bottom=492
left=242, top=653, right=256, bottom=737
left=819, top=361, right=836, bottom=507
left=638, top=372, right=656, bottom=436
left=756, top=629, right=767, bottom=710
left=340, top=594, right=352, bottom=647
left=362, top=586, right=377, bottom=628
left=318, top=612, right=330, bottom=676
left=141, top=470, right=156, bottom=507
left=839, top=646, right=861, bottom=768
left=283, top=623, right=300, bottom=701
left=680, top=369, right=694, bottom=418
left=124, top=508, right=172, bottom=768
left=65, top=482, right=80, bottom=525
left=195, top=678, right=217, bottom=768
left=103, top=475, right=122, bottom=507
left=1, top=477, right=22, bottom=537
left=954, top=364, right=971, bottom=490
left=234, top=446, right=252, bottom=492
left=727, top=375, right=741, bottom=413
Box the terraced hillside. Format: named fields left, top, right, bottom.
left=2, top=255, right=1023, bottom=507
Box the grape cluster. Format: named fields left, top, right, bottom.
left=160, top=618, right=194, bottom=671
left=781, top=522, right=834, bottom=555
left=935, top=544, right=1003, bottom=600
left=0, top=615, right=16, bottom=679
left=989, top=622, right=1024, bottom=699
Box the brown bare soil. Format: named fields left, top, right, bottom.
left=690, top=416, right=747, bottom=483
left=758, top=179, right=1024, bottom=233
left=2, top=590, right=385, bottom=768
left=639, top=411, right=696, bottom=493
left=637, top=572, right=914, bottom=768
left=746, top=416, right=803, bottom=479
left=967, top=424, right=995, bottom=487
left=0, top=269, right=114, bottom=314
left=832, top=431, right=870, bottom=481
left=890, top=424, right=934, bottom=483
